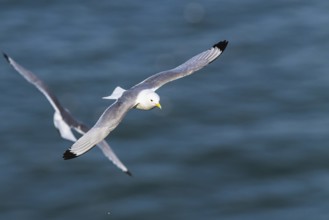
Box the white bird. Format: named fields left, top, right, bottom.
left=3, top=53, right=131, bottom=176
left=64, top=40, right=228, bottom=161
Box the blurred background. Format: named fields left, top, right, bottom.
left=1, top=0, right=329, bottom=219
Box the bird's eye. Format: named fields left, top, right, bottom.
left=150, top=99, right=153, bottom=102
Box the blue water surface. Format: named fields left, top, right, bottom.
left=1, top=0, right=329, bottom=219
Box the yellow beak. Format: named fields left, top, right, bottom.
left=155, top=102, right=162, bottom=109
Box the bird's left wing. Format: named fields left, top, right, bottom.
left=134, top=40, right=228, bottom=91
left=3, top=53, right=66, bottom=113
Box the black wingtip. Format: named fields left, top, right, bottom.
left=213, top=40, right=229, bottom=52
left=3, top=52, right=10, bottom=63
left=125, top=170, right=133, bottom=176
left=63, top=150, right=78, bottom=160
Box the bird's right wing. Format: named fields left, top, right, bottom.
left=134, top=40, right=228, bottom=91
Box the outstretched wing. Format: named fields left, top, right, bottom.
left=63, top=99, right=134, bottom=160
left=134, top=40, right=228, bottom=91
left=3, top=53, right=66, bottom=113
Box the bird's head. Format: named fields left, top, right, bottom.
left=135, top=89, right=161, bottom=110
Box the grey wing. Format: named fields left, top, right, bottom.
left=135, top=40, right=228, bottom=91
left=62, top=108, right=131, bottom=175
left=3, top=53, right=65, bottom=113
left=63, top=99, right=134, bottom=159
left=3, top=52, right=80, bottom=141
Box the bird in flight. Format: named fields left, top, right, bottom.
left=3, top=53, right=131, bottom=175
left=63, top=40, right=228, bottom=161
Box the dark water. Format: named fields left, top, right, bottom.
left=1, top=0, right=329, bottom=219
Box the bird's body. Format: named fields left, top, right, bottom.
left=3, top=40, right=228, bottom=173
left=64, top=40, right=229, bottom=160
